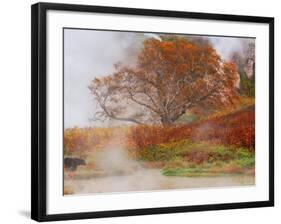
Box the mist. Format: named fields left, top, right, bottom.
left=64, top=29, right=254, bottom=128
left=64, top=29, right=145, bottom=128
left=207, top=36, right=254, bottom=60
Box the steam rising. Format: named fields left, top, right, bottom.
left=65, top=131, right=254, bottom=194
left=207, top=36, right=253, bottom=60
left=65, top=132, right=173, bottom=193
left=93, top=134, right=141, bottom=175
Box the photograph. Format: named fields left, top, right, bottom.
left=63, top=29, right=256, bottom=195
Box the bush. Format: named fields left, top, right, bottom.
left=64, top=106, right=255, bottom=157
left=129, top=107, right=255, bottom=150
left=240, top=72, right=255, bottom=97
left=64, top=126, right=126, bottom=156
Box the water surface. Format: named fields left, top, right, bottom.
left=65, top=169, right=255, bottom=195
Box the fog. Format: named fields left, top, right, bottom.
left=92, top=133, right=141, bottom=174
left=64, top=29, right=145, bottom=127
left=64, top=29, right=254, bottom=128
left=207, top=36, right=253, bottom=60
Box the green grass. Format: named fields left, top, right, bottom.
left=162, top=167, right=227, bottom=177
left=139, top=140, right=206, bottom=161
left=161, top=167, right=253, bottom=177
left=236, top=157, right=255, bottom=168
left=137, top=139, right=255, bottom=176
left=138, top=140, right=253, bottom=162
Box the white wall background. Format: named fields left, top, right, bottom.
left=0, top=0, right=279, bottom=223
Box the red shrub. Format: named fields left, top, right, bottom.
left=129, top=106, right=255, bottom=150
left=128, top=125, right=192, bottom=149
left=64, top=107, right=255, bottom=154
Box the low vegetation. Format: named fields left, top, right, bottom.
left=64, top=103, right=255, bottom=178
left=138, top=140, right=254, bottom=177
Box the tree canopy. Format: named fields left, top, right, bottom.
left=89, top=37, right=239, bottom=125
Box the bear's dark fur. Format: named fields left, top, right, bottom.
left=64, top=157, right=86, bottom=171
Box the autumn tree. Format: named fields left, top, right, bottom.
left=89, top=37, right=239, bottom=125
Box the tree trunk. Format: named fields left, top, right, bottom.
left=160, top=116, right=174, bottom=126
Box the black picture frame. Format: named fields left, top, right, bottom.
left=31, top=2, right=274, bottom=222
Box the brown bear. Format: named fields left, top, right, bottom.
left=64, top=157, right=86, bottom=171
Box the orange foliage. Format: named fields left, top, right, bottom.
left=64, top=107, right=255, bottom=155
left=128, top=125, right=192, bottom=149
left=129, top=106, right=255, bottom=150
left=89, top=37, right=239, bottom=125
left=64, top=127, right=116, bottom=155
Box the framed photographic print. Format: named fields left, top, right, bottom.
left=31, top=2, right=274, bottom=222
